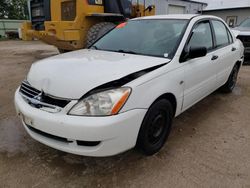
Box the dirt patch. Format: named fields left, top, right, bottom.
left=0, top=40, right=250, bottom=188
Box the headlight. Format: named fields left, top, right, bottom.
left=68, top=87, right=131, bottom=116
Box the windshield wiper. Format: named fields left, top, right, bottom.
left=91, top=48, right=139, bottom=55
left=116, top=49, right=138, bottom=54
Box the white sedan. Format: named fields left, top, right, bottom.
left=15, top=15, right=244, bottom=157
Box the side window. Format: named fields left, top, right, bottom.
left=187, top=21, right=213, bottom=51
left=212, top=20, right=230, bottom=47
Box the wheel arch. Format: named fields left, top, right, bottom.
left=235, top=60, right=242, bottom=69
left=153, top=93, right=177, bottom=117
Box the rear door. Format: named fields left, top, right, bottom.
left=181, top=20, right=218, bottom=111
left=210, top=20, right=237, bottom=87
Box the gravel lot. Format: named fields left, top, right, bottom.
left=0, top=40, right=250, bottom=188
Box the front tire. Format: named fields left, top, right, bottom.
left=221, top=64, right=240, bottom=93
left=136, top=99, right=174, bottom=156
left=86, top=22, right=115, bottom=48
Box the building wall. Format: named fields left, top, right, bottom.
left=155, top=0, right=206, bottom=15
left=203, top=8, right=250, bottom=26
left=0, top=20, right=25, bottom=37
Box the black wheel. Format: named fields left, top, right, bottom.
left=221, top=64, right=240, bottom=93
left=136, top=99, right=174, bottom=156
left=86, top=22, right=115, bottom=48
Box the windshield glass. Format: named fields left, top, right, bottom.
left=91, top=19, right=188, bottom=58
left=239, top=18, right=250, bottom=28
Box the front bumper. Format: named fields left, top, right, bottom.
left=14, top=90, right=147, bottom=157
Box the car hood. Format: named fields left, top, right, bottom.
left=232, top=27, right=250, bottom=36
left=234, top=27, right=250, bottom=32
left=27, top=49, right=170, bottom=99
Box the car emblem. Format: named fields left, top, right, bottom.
left=33, top=91, right=44, bottom=101
left=27, top=91, right=44, bottom=108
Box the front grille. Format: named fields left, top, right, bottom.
left=30, top=0, right=51, bottom=31
left=20, top=80, right=40, bottom=98
left=237, top=35, right=250, bottom=47
left=27, top=125, right=70, bottom=143
left=19, top=81, right=70, bottom=108
left=27, top=125, right=101, bottom=147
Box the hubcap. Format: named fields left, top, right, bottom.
left=148, top=111, right=166, bottom=144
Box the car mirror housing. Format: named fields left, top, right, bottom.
left=188, top=46, right=207, bottom=59
left=180, top=46, right=207, bottom=62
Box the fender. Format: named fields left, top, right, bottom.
left=81, top=63, right=167, bottom=99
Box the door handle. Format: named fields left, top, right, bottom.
left=232, top=47, right=237, bottom=51
left=211, top=55, right=219, bottom=61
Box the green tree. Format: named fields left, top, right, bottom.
left=0, top=0, right=9, bottom=19
left=0, top=0, right=28, bottom=20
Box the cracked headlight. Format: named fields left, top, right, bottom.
left=68, top=87, right=131, bottom=116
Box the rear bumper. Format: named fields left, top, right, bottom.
left=15, top=90, right=147, bottom=157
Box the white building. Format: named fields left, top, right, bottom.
left=0, top=20, right=25, bottom=38
left=202, top=0, right=250, bottom=27
left=155, top=0, right=207, bottom=15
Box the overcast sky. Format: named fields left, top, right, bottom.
left=196, top=0, right=250, bottom=9
left=196, top=0, right=225, bottom=3
left=196, top=0, right=250, bottom=5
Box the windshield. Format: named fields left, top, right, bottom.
left=239, top=18, right=250, bottom=28
left=91, top=19, right=188, bottom=59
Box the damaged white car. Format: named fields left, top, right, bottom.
left=15, top=15, right=244, bottom=157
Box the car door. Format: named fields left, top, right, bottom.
left=210, top=20, right=237, bottom=87
left=181, top=20, right=218, bottom=111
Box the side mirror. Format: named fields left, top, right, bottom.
left=188, top=46, right=207, bottom=59
left=180, top=46, right=207, bottom=62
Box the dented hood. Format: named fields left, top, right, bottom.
left=27, top=49, right=169, bottom=99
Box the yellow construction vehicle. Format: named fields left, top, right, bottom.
left=21, top=0, right=155, bottom=52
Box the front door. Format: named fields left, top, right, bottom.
left=181, top=20, right=218, bottom=111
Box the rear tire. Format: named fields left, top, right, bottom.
left=86, top=22, right=115, bottom=48
left=136, top=99, right=173, bottom=156
left=221, top=64, right=240, bottom=93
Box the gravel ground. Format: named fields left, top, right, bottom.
left=0, top=40, right=250, bottom=188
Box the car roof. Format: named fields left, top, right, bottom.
left=132, top=14, right=218, bottom=21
